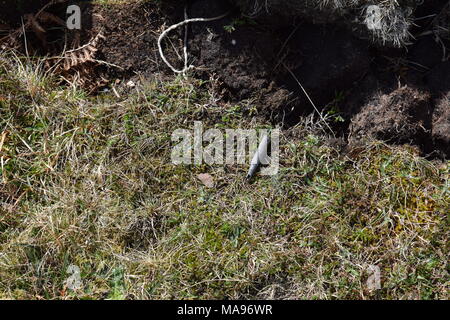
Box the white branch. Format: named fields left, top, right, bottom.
left=158, top=11, right=230, bottom=74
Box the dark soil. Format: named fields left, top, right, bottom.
left=433, top=93, right=450, bottom=156
left=84, top=1, right=175, bottom=76
left=0, top=0, right=50, bottom=23
left=0, top=1, right=92, bottom=55
left=1, top=0, right=449, bottom=158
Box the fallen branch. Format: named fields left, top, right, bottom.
left=157, top=11, right=230, bottom=74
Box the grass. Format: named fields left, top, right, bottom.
left=0, top=53, right=448, bottom=300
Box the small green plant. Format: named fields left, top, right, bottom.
left=224, top=16, right=257, bottom=33
left=326, top=91, right=346, bottom=123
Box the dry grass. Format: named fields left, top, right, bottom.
left=0, top=53, right=448, bottom=299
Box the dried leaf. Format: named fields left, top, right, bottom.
left=197, top=173, right=214, bottom=188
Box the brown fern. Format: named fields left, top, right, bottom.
left=61, top=32, right=105, bottom=71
